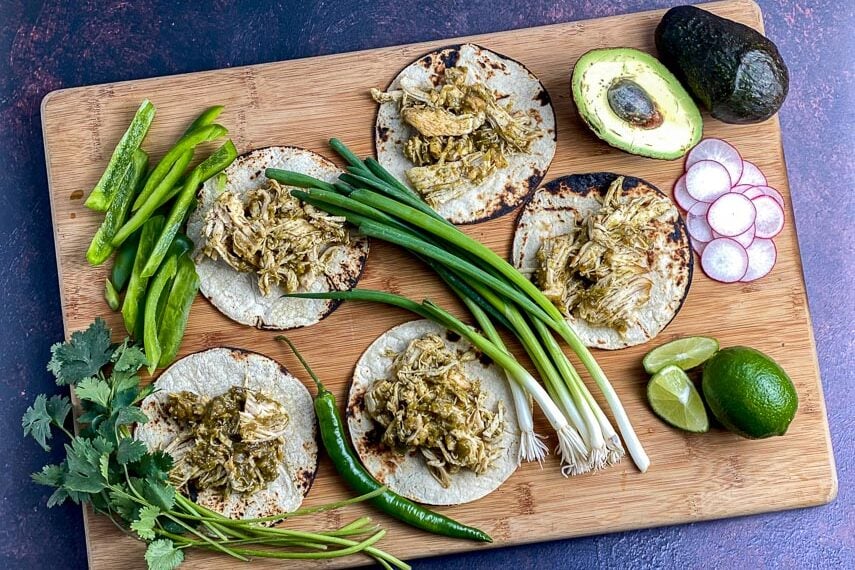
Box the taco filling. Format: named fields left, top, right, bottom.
left=535, top=176, right=673, bottom=336
left=371, top=66, right=542, bottom=207
left=200, top=179, right=350, bottom=296
left=364, top=333, right=506, bottom=488
left=165, top=386, right=289, bottom=496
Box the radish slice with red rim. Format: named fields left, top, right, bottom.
left=752, top=195, right=785, bottom=238
left=741, top=186, right=766, bottom=200
left=691, top=238, right=708, bottom=257
left=741, top=238, right=777, bottom=282
left=713, top=225, right=755, bottom=248
left=686, top=138, right=743, bottom=185
left=673, top=175, right=698, bottom=211
left=707, top=193, right=756, bottom=236
left=731, top=184, right=753, bottom=194
left=687, top=202, right=714, bottom=242
left=686, top=160, right=732, bottom=202
left=701, top=238, right=749, bottom=283
left=738, top=160, right=767, bottom=186
left=757, top=185, right=785, bottom=208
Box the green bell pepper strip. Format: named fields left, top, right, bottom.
left=144, top=254, right=178, bottom=374
left=85, top=149, right=149, bottom=265
left=131, top=123, right=227, bottom=211
left=154, top=142, right=235, bottom=210
left=157, top=254, right=200, bottom=367
left=110, top=230, right=140, bottom=292
left=84, top=99, right=155, bottom=211
left=184, top=105, right=224, bottom=134
left=140, top=140, right=237, bottom=278
left=104, top=279, right=120, bottom=311
left=121, top=215, right=164, bottom=337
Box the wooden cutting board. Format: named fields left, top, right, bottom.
left=41, top=1, right=837, bottom=567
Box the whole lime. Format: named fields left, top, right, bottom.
left=702, top=346, right=798, bottom=438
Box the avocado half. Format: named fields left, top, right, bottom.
left=571, top=48, right=702, bottom=160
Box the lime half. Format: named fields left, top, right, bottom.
left=647, top=365, right=710, bottom=433
left=643, top=336, right=720, bottom=374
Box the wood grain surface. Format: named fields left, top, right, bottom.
left=40, top=1, right=836, bottom=567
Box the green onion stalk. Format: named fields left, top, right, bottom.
left=268, top=141, right=649, bottom=474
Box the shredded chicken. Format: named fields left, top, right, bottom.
left=164, top=387, right=289, bottom=496
left=372, top=66, right=541, bottom=207
left=201, top=179, right=350, bottom=296
left=364, top=334, right=506, bottom=488
left=535, top=177, right=672, bottom=335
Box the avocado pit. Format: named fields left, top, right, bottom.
left=607, top=78, right=663, bottom=129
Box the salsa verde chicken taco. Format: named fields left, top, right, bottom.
left=186, top=146, right=369, bottom=330
left=347, top=319, right=520, bottom=506
left=512, top=173, right=692, bottom=350
left=135, top=348, right=318, bottom=520
left=372, top=43, right=557, bottom=224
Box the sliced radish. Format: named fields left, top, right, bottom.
left=731, top=184, right=753, bottom=194
left=691, top=238, right=708, bottom=257
left=738, top=160, right=767, bottom=186
left=742, top=186, right=766, bottom=200
left=752, top=195, right=785, bottom=238
left=673, top=175, right=698, bottom=211
left=756, top=185, right=785, bottom=208
left=686, top=138, right=743, bottom=185
left=707, top=193, right=756, bottom=236
left=685, top=160, right=732, bottom=202
left=741, top=239, right=777, bottom=282
left=687, top=202, right=714, bottom=242
left=713, top=225, right=755, bottom=248
left=701, top=238, right=749, bottom=283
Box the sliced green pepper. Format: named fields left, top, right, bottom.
left=184, top=105, right=224, bottom=134
left=140, top=140, right=237, bottom=278
left=157, top=254, right=200, bottom=368
left=121, top=215, right=164, bottom=337
left=85, top=149, right=148, bottom=265
left=110, top=230, right=141, bottom=292
left=131, top=123, right=227, bottom=211
left=104, top=279, right=120, bottom=311
left=144, top=254, right=178, bottom=374
left=154, top=143, right=235, bottom=210
left=84, top=99, right=155, bottom=211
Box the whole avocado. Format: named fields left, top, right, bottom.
left=655, top=5, right=789, bottom=124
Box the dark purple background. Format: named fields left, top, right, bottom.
left=1, top=1, right=851, bottom=568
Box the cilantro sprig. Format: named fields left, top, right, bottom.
left=24, top=319, right=409, bottom=570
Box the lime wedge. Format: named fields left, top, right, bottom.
left=647, top=365, right=709, bottom=433
left=643, top=336, right=720, bottom=374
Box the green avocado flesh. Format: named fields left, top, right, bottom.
left=655, top=5, right=789, bottom=124
left=571, top=48, right=703, bottom=160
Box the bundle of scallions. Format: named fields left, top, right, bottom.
left=267, top=139, right=649, bottom=475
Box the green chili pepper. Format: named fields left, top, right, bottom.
left=131, top=123, right=227, bottom=211
left=84, top=99, right=155, bottom=211
left=276, top=336, right=493, bottom=543
left=85, top=149, right=149, bottom=265
left=140, top=140, right=237, bottom=278
left=121, top=215, right=164, bottom=337
left=144, top=254, right=178, bottom=374
left=110, top=230, right=140, bottom=292
left=104, top=279, right=120, bottom=311
left=157, top=254, right=200, bottom=368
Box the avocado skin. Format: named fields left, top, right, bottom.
left=655, top=5, right=789, bottom=124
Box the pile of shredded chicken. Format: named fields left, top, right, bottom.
left=164, top=387, right=289, bottom=496
left=372, top=66, right=541, bottom=206
left=536, top=177, right=672, bottom=335
left=364, top=333, right=505, bottom=488
left=201, top=179, right=350, bottom=296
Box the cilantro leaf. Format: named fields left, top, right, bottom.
left=117, top=438, right=148, bottom=465
left=141, top=479, right=175, bottom=511
left=47, top=394, right=72, bottom=425
left=109, top=488, right=140, bottom=522
left=22, top=395, right=53, bottom=451
left=131, top=505, right=160, bottom=540
left=133, top=451, right=173, bottom=482
left=145, top=539, right=184, bottom=570
left=48, top=318, right=114, bottom=385
left=112, top=341, right=148, bottom=373
left=63, top=437, right=112, bottom=494
left=32, top=463, right=65, bottom=488
left=46, top=487, right=71, bottom=508
left=115, top=405, right=148, bottom=427
left=75, top=378, right=112, bottom=409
